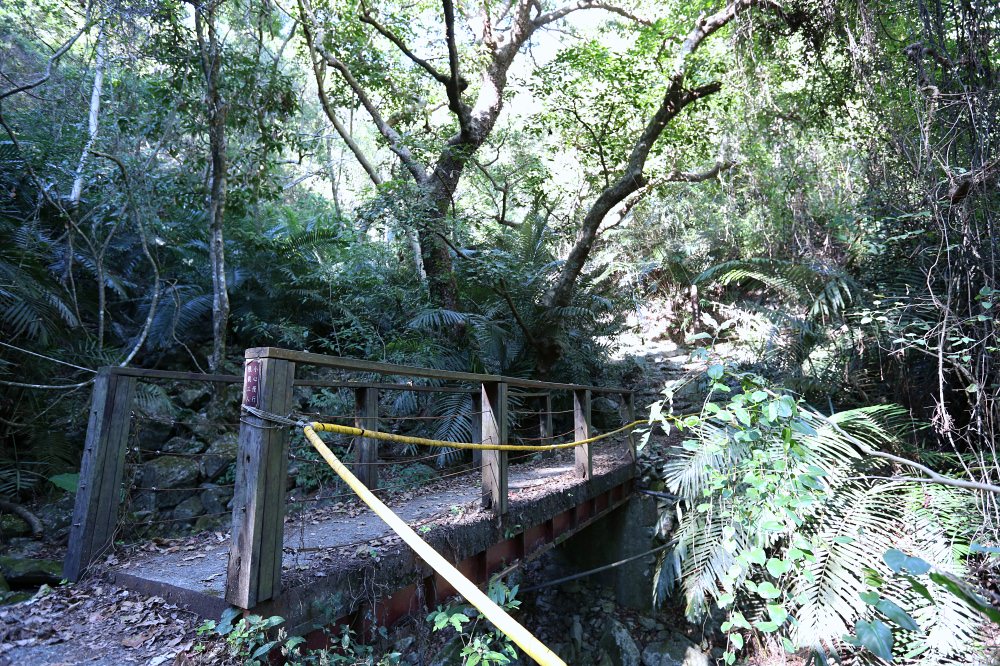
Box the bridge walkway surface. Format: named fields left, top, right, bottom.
left=114, top=443, right=634, bottom=635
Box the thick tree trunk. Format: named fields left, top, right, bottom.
left=195, top=4, right=230, bottom=374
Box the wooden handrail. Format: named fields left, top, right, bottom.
left=102, top=366, right=477, bottom=393
left=244, top=347, right=630, bottom=394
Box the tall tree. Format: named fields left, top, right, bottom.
left=299, top=0, right=648, bottom=310
left=191, top=0, right=231, bottom=373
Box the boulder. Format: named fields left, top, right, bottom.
left=640, top=635, right=710, bottom=666
left=200, top=433, right=238, bottom=481
left=600, top=618, right=641, bottom=666
left=0, top=556, right=61, bottom=589
left=138, top=456, right=200, bottom=509
left=135, top=417, right=174, bottom=452
left=172, top=495, right=205, bottom=523
left=200, top=483, right=233, bottom=515
left=177, top=386, right=211, bottom=410
left=160, top=436, right=207, bottom=456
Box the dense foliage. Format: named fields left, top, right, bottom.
left=2, top=0, right=998, bottom=662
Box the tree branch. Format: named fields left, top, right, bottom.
left=0, top=20, right=91, bottom=101
left=532, top=0, right=654, bottom=28
left=359, top=0, right=452, bottom=87
left=442, top=0, right=473, bottom=136
left=88, top=150, right=161, bottom=368
left=298, top=0, right=428, bottom=183
left=301, top=16, right=384, bottom=187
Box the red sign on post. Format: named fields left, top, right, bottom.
left=244, top=359, right=261, bottom=408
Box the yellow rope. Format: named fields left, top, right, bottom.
left=309, top=419, right=647, bottom=451
left=303, top=425, right=567, bottom=666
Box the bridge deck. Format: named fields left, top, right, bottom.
left=113, top=442, right=634, bottom=634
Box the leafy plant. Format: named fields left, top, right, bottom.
left=648, top=358, right=985, bottom=664
left=426, top=580, right=521, bottom=666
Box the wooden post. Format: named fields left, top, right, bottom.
left=64, top=369, right=137, bottom=581
left=481, top=381, right=508, bottom=514
left=539, top=394, right=553, bottom=458
left=226, top=355, right=295, bottom=609
left=471, top=391, right=483, bottom=468
left=353, top=386, right=379, bottom=489
left=574, top=389, right=592, bottom=480
left=621, top=391, right=637, bottom=464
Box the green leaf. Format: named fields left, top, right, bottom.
left=905, top=576, right=935, bottom=604
left=216, top=607, right=241, bottom=636
left=883, top=549, right=931, bottom=575
left=855, top=619, right=893, bottom=662
left=970, top=543, right=1000, bottom=556
left=708, top=364, right=724, bottom=380
left=859, top=590, right=880, bottom=605
left=731, top=633, right=744, bottom=649
left=876, top=599, right=921, bottom=632
left=756, top=582, right=781, bottom=599
left=766, top=558, right=791, bottom=577
left=928, top=572, right=1000, bottom=624
left=251, top=640, right=279, bottom=660
left=754, top=620, right=780, bottom=633
left=767, top=603, right=788, bottom=624
left=747, top=548, right=766, bottom=565
left=48, top=473, right=78, bottom=493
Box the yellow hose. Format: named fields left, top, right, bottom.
left=303, top=425, right=567, bottom=666
left=311, top=419, right=646, bottom=451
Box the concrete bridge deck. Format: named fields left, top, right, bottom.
left=113, top=442, right=635, bottom=635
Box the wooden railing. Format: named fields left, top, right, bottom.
left=64, top=346, right=635, bottom=610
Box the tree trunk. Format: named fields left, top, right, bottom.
left=195, top=3, right=230, bottom=374
left=70, top=23, right=105, bottom=208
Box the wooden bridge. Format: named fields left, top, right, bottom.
left=64, top=347, right=638, bottom=635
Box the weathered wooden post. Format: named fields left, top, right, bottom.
left=64, top=369, right=137, bottom=581
left=226, top=353, right=295, bottom=608
left=471, top=391, right=483, bottom=468
left=354, top=386, right=379, bottom=489
left=620, top=391, right=637, bottom=464
left=573, top=389, right=592, bottom=479
left=481, top=381, right=508, bottom=514
left=539, top=394, right=553, bottom=451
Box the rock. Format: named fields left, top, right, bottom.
left=160, top=436, right=206, bottom=456
left=600, top=618, right=641, bottom=666
left=427, top=635, right=464, bottom=666
left=186, top=415, right=225, bottom=443
left=640, top=635, right=711, bottom=666
left=172, top=495, right=205, bottom=523
left=571, top=615, right=584, bottom=651
left=194, top=514, right=228, bottom=532
left=392, top=636, right=415, bottom=654
left=177, top=386, right=211, bottom=410
left=200, top=483, right=233, bottom=515
left=33, top=493, right=74, bottom=533
left=135, top=417, right=174, bottom=452
left=200, top=433, right=238, bottom=481
left=138, top=456, right=200, bottom=509
left=0, top=556, right=61, bottom=589
left=639, top=617, right=657, bottom=632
